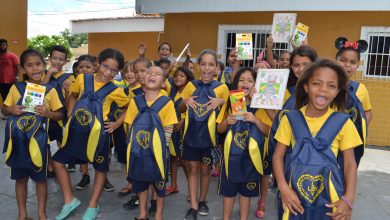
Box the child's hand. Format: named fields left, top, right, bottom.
left=62, top=79, right=71, bottom=92
left=186, top=48, right=191, bottom=57
left=243, top=111, right=258, bottom=123
left=34, top=105, right=49, bottom=117
left=207, top=96, right=224, bottom=110
left=174, top=119, right=184, bottom=132
left=280, top=185, right=304, bottom=216
left=104, top=121, right=120, bottom=133
left=47, top=66, right=59, bottom=76
left=8, top=105, right=25, bottom=116
left=267, top=34, right=274, bottom=49
left=227, top=114, right=238, bottom=125
left=184, top=96, right=198, bottom=109
left=138, top=43, right=147, bottom=57
left=325, top=199, right=352, bottom=220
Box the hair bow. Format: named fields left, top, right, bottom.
left=344, top=41, right=359, bottom=50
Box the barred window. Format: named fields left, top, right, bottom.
left=217, top=25, right=290, bottom=67
left=361, top=26, right=390, bottom=78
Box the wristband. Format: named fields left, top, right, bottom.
left=341, top=196, right=353, bottom=210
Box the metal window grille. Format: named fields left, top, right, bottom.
left=361, top=27, right=390, bottom=79
left=217, top=25, right=290, bottom=67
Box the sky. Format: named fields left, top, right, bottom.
left=28, top=0, right=136, bottom=38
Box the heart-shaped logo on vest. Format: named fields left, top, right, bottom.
left=155, top=181, right=165, bottom=190
left=95, top=156, right=104, bottom=164
left=75, top=108, right=93, bottom=126
left=136, top=130, right=151, bottom=149
left=345, top=107, right=358, bottom=123
left=193, top=104, right=210, bottom=118
left=233, top=131, right=248, bottom=150
left=17, top=115, right=36, bottom=132
left=297, top=174, right=324, bottom=203
left=247, top=182, right=257, bottom=190
left=202, top=157, right=211, bottom=165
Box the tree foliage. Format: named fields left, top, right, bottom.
left=60, top=29, right=88, bottom=48
left=27, top=34, right=72, bottom=59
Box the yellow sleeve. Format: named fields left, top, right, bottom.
left=274, top=115, right=292, bottom=147
left=3, top=85, right=20, bottom=107
left=338, top=119, right=363, bottom=151
left=70, top=74, right=83, bottom=94
left=356, top=83, right=371, bottom=111
left=68, top=74, right=76, bottom=83
left=45, top=88, right=63, bottom=111
left=283, top=89, right=291, bottom=104
left=255, top=109, right=273, bottom=127
left=214, top=83, right=230, bottom=124
left=124, top=98, right=138, bottom=126
left=165, top=79, right=171, bottom=95
left=109, top=87, right=129, bottom=107
left=159, top=100, right=178, bottom=127
left=181, top=82, right=196, bottom=100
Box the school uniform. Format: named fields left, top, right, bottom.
left=275, top=106, right=362, bottom=220
left=124, top=90, right=178, bottom=197
left=181, top=80, right=229, bottom=166
left=52, top=74, right=128, bottom=172
left=4, top=82, right=62, bottom=182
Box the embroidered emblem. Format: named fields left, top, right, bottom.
left=95, top=156, right=104, bottom=164
left=345, top=107, right=358, bottom=123
left=247, top=182, right=257, bottom=190
left=202, top=157, right=211, bottom=165
left=155, top=181, right=165, bottom=190
left=233, top=131, right=248, bottom=150
left=278, top=109, right=289, bottom=122
left=136, top=130, right=151, bottom=149
left=75, top=108, right=92, bottom=126
left=16, top=115, right=36, bottom=132
left=193, top=103, right=210, bottom=118
left=297, top=174, right=324, bottom=203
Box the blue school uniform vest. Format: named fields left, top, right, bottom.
left=127, top=95, right=170, bottom=182
left=48, top=73, right=72, bottom=121
left=61, top=74, right=117, bottom=162
left=283, top=110, right=347, bottom=219
left=345, top=81, right=367, bottom=166
left=3, top=82, right=53, bottom=171
left=223, top=107, right=265, bottom=183
left=131, top=87, right=144, bottom=96
left=266, top=85, right=296, bottom=174
left=167, top=78, right=183, bottom=156
left=182, top=80, right=222, bottom=149
left=218, top=67, right=232, bottom=85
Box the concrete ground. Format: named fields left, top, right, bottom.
left=0, top=119, right=389, bottom=220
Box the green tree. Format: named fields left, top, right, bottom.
left=27, top=34, right=72, bottom=59
left=60, top=29, right=88, bottom=48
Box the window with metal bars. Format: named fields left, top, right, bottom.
left=361, top=27, right=390, bottom=78
left=217, top=25, right=290, bottom=67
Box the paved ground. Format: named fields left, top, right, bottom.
left=0, top=119, right=389, bottom=220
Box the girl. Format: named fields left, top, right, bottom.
left=180, top=49, right=229, bottom=219
left=52, top=48, right=129, bottom=220
left=335, top=37, right=372, bottom=166
left=2, top=49, right=63, bottom=220
left=217, top=67, right=270, bottom=220
left=266, top=45, right=318, bottom=219
left=166, top=67, right=194, bottom=196
left=273, top=59, right=361, bottom=220
left=266, top=34, right=292, bottom=69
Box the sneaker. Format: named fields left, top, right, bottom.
left=55, top=198, right=81, bottom=220
left=184, top=208, right=198, bottom=220
left=198, top=201, right=209, bottom=216
left=75, top=174, right=90, bottom=190
left=123, top=195, right=140, bottom=210
left=103, top=178, right=115, bottom=192
left=148, top=199, right=157, bottom=215
left=47, top=170, right=56, bottom=178
left=67, top=164, right=76, bottom=172
left=82, top=206, right=100, bottom=220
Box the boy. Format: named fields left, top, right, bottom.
left=125, top=66, right=177, bottom=220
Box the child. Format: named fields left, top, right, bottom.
left=52, top=48, right=129, bottom=220
left=180, top=49, right=229, bottom=219
left=125, top=65, right=178, bottom=220
left=2, top=49, right=63, bottom=220
left=273, top=59, right=361, bottom=220
left=217, top=67, right=270, bottom=220
left=182, top=48, right=194, bottom=73
left=266, top=45, right=318, bottom=218
left=335, top=37, right=372, bottom=166
left=43, top=45, right=74, bottom=177
left=266, top=34, right=292, bottom=69
left=166, top=67, right=194, bottom=196
left=77, top=54, right=97, bottom=75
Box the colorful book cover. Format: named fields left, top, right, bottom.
left=271, top=13, right=297, bottom=43
left=22, top=82, right=46, bottom=113
left=229, top=89, right=247, bottom=119
left=236, top=33, right=253, bottom=60
left=250, top=69, right=289, bottom=110
left=291, top=22, right=309, bottom=47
